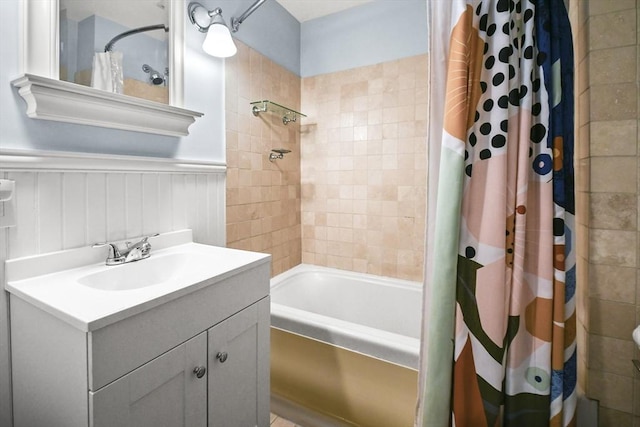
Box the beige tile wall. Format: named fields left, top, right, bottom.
left=224, top=44, right=427, bottom=282
left=225, top=41, right=302, bottom=277
left=571, top=1, right=640, bottom=426
left=299, top=55, right=428, bottom=281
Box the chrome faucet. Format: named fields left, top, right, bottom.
left=93, top=234, right=159, bottom=266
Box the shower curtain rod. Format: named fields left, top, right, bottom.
left=104, top=24, right=169, bottom=52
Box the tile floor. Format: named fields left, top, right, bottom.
left=270, top=412, right=303, bottom=427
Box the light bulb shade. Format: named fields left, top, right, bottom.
left=202, top=23, right=237, bottom=58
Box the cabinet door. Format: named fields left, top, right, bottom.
left=90, top=332, right=207, bottom=427
left=208, top=297, right=270, bottom=427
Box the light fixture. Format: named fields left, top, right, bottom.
left=188, top=2, right=237, bottom=58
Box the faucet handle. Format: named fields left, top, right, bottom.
left=140, top=233, right=160, bottom=243
left=92, top=242, right=122, bottom=258
left=138, top=233, right=160, bottom=257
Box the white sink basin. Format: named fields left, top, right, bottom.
left=4, top=230, right=271, bottom=331
left=78, top=253, right=191, bottom=291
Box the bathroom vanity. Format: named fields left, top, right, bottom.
left=5, top=230, right=271, bottom=427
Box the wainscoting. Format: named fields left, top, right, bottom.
left=0, top=149, right=227, bottom=424
left=3, top=171, right=226, bottom=258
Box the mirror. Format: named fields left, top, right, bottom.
left=13, top=0, right=202, bottom=137
left=59, top=0, right=170, bottom=104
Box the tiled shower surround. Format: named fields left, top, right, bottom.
left=225, top=42, right=428, bottom=282
left=300, top=56, right=428, bottom=281
left=225, top=42, right=303, bottom=277
left=570, top=1, right=640, bottom=426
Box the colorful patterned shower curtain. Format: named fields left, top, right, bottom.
left=418, top=0, right=576, bottom=426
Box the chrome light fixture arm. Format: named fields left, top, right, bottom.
left=231, top=0, right=267, bottom=33
left=188, top=3, right=223, bottom=32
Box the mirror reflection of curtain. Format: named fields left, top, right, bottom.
left=418, top=0, right=576, bottom=426
left=59, top=1, right=169, bottom=104
left=91, top=51, right=123, bottom=94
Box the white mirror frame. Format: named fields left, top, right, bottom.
left=11, top=0, right=203, bottom=137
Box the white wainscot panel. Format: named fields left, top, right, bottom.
left=63, top=173, right=87, bottom=249
left=5, top=170, right=225, bottom=260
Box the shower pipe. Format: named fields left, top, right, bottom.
left=104, top=24, right=169, bottom=52
left=231, top=0, right=267, bottom=33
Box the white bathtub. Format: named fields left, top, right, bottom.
left=270, top=264, right=422, bottom=426
left=270, top=263, right=422, bottom=369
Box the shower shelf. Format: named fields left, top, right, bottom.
left=250, top=100, right=306, bottom=125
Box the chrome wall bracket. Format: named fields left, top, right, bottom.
left=250, top=100, right=306, bottom=125
left=269, top=149, right=291, bottom=162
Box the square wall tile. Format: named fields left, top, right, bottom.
left=589, top=334, right=637, bottom=376
left=590, top=157, right=637, bottom=194
left=589, top=263, right=637, bottom=303
left=590, top=120, right=638, bottom=157
left=589, top=229, right=637, bottom=267
left=589, top=298, right=637, bottom=340
left=599, top=407, right=634, bottom=427
left=590, top=193, right=637, bottom=230
left=589, top=11, right=637, bottom=50
left=588, top=0, right=636, bottom=16
left=589, top=46, right=637, bottom=85
left=590, top=83, right=638, bottom=122
left=588, top=369, right=634, bottom=413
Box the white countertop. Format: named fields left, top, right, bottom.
left=5, top=230, right=271, bottom=331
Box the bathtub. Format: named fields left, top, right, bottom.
left=270, top=264, right=422, bottom=427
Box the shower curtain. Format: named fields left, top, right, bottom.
left=91, top=51, right=124, bottom=94
left=418, top=0, right=575, bottom=426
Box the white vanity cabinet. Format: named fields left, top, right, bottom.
left=207, top=300, right=270, bottom=427
left=90, top=332, right=208, bottom=427
left=89, top=298, right=270, bottom=427
left=6, top=236, right=271, bottom=427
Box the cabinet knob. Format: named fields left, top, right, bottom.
left=216, top=352, right=228, bottom=363
left=193, top=365, right=207, bottom=379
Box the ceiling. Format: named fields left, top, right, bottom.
left=60, top=0, right=374, bottom=34
left=275, top=0, right=374, bottom=22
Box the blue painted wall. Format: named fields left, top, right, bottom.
left=216, top=0, right=301, bottom=75
left=0, top=0, right=426, bottom=161
left=216, top=0, right=428, bottom=78
left=300, top=0, right=428, bottom=77
left=74, top=15, right=168, bottom=83
left=76, top=16, right=97, bottom=77
left=59, top=9, right=79, bottom=81
left=0, top=0, right=300, bottom=161
left=0, top=0, right=229, bottom=162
